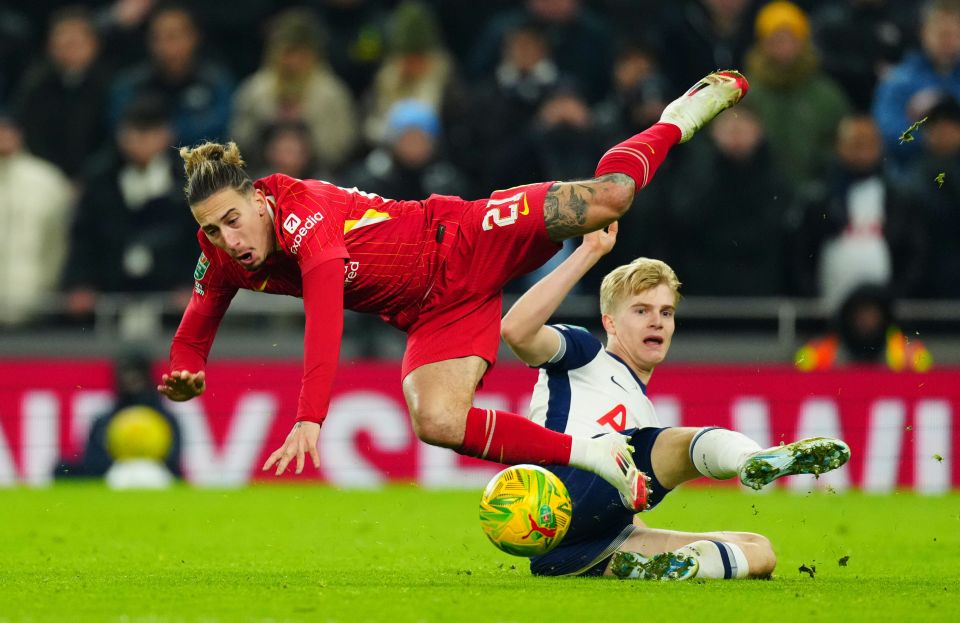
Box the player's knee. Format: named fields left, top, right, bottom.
left=741, top=533, right=776, bottom=577
left=409, top=406, right=464, bottom=448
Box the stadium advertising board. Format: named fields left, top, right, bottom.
left=0, top=361, right=956, bottom=492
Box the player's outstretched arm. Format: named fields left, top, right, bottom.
left=501, top=223, right=618, bottom=366
left=262, top=258, right=345, bottom=476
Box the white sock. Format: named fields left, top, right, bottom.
left=689, top=427, right=761, bottom=480
left=568, top=437, right=592, bottom=471
left=675, top=540, right=750, bottom=579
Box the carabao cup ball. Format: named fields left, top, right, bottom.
left=479, top=464, right=573, bottom=556
left=106, top=406, right=173, bottom=461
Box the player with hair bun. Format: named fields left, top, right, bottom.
left=160, top=71, right=749, bottom=511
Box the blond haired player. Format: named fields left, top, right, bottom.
left=501, top=224, right=851, bottom=579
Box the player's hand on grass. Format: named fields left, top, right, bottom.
left=158, top=370, right=206, bottom=401
left=262, top=421, right=321, bottom=476
left=581, top=221, right=618, bottom=257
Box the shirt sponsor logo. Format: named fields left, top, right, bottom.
left=194, top=281, right=205, bottom=296
left=344, top=260, right=360, bottom=285
left=283, top=214, right=302, bottom=234
left=194, top=253, right=210, bottom=281
left=289, top=212, right=325, bottom=255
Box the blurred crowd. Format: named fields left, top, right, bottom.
left=1, top=0, right=958, bottom=333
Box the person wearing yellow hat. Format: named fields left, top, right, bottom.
left=745, top=0, right=851, bottom=186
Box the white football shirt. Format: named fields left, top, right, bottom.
left=527, top=325, right=660, bottom=437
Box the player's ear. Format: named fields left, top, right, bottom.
left=254, top=189, right=266, bottom=217
left=601, top=313, right=616, bottom=335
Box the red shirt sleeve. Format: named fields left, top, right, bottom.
left=269, top=177, right=350, bottom=274
left=169, top=245, right=238, bottom=373
left=296, top=257, right=346, bottom=424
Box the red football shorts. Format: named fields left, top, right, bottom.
left=401, top=181, right=561, bottom=380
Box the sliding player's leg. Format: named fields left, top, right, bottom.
left=607, top=522, right=776, bottom=580
left=646, top=427, right=851, bottom=491
left=540, top=70, right=751, bottom=242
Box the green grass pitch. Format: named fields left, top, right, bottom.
left=1, top=484, right=957, bottom=622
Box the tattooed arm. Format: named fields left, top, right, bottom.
left=543, top=173, right=635, bottom=241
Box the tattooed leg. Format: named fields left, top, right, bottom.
left=543, top=173, right=635, bottom=241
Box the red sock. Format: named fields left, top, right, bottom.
left=594, top=122, right=681, bottom=189
left=459, top=407, right=572, bottom=465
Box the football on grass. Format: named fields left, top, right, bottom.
left=479, top=464, right=573, bottom=556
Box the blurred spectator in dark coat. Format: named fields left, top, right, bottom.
left=594, top=43, right=671, bottom=141
left=745, top=0, right=851, bottom=187
left=657, top=0, right=756, bottom=93
left=811, top=0, right=911, bottom=112
left=789, top=114, right=926, bottom=307
left=63, top=96, right=196, bottom=320
left=492, top=84, right=607, bottom=191
left=109, top=3, right=233, bottom=147
left=0, top=113, right=73, bottom=328
left=906, top=96, right=960, bottom=298
left=661, top=105, right=791, bottom=297
left=466, top=0, right=614, bottom=103
left=250, top=120, right=325, bottom=182
left=55, top=346, right=183, bottom=479
left=231, top=8, right=358, bottom=175
left=341, top=99, right=470, bottom=201
left=317, top=0, right=390, bottom=98
left=12, top=7, right=112, bottom=180
left=457, top=21, right=561, bottom=187
left=873, top=0, right=960, bottom=169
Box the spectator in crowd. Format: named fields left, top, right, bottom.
left=789, top=114, right=926, bottom=308
left=467, top=0, right=613, bottom=103
left=811, top=0, right=911, bottom=111
left=0, top=4, right=38, bottom=103
left=0, top=113, right=73, bottom=328
left=795, top=284, right=933, bottom=371
left=364, top=1, right=461, bottom=146
left=109, top=3, right=233, bottom=147
left=12, top=7, right=112, bottom=180
left=745, top=0, right=851, bottom=187
left=594, top=43, right=671, bottom=141
left=459, top=21, right=561, bottom=187
left=55, top=346, right=183, bottom=481
left=63, top=96, right=196, bottom=321
left=341, top=98, right=469, bottom=200
left=873, top=0, right=960, bottom=169
left=493, top=83, right=607, bottom=191
left=906, top=96, right=960, bottom=298
left=657, top=0, right=756, bottom=93
left=659, top=105, right=790, bottom=297
left=231, top=8, right=358, bottom=176
left=316, top=0, right=390, bottom=97
left=251, top=120, right=324, bottom=182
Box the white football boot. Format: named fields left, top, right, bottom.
left=739, top=437, right=852, bottom=491
left=590, top=433, right=652, bottom=512
left=660, top=70, right=750, bottom=143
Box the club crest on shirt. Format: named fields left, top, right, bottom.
left=194, top=253, right=210, bottom=281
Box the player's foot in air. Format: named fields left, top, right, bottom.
left=610, top=551, right=700, bottom=581
left=739, top=437, right=851, bottom=491
left=660, top=70, right=750, bottom=143
left=590, top=433, right=652, bottom=512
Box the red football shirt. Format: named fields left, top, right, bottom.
left=170, top=174, right=463, bottom=424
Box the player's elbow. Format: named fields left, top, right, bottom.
left=500, top=320, right=527, bottom=351
left=593, top=173, right=636, bottom=220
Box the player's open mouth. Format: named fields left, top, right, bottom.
left=643, top=336, right=664, bottom=346
left=238, top=251, right=255, bottom=265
